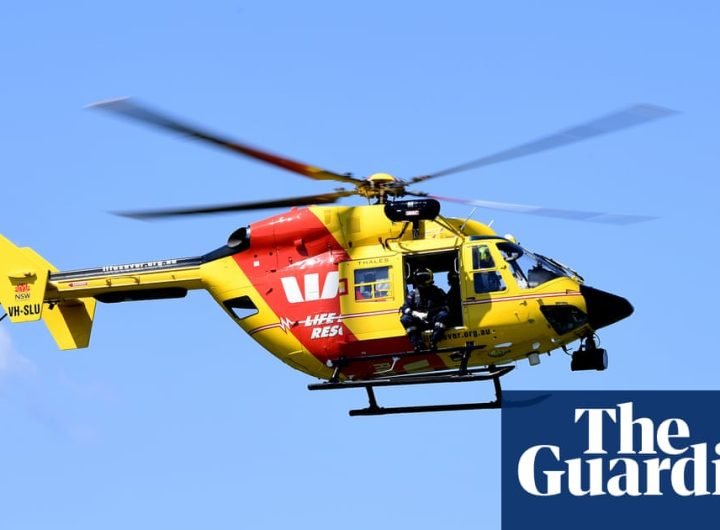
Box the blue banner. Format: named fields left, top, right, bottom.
left=502, top=391, right=720, bottom=529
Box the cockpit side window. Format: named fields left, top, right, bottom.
left=472, top=245, right=495, bottom=269
left=474, top=271, right=506, bottom=294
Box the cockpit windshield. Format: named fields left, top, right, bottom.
left=497, top=242, right=575, bottom=289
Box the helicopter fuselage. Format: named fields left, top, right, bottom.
left=209, top=203, right=600, bottom=380
left=0, top=201, right=633, bottom=382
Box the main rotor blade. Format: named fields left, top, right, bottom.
left=410, top=104, right=676, bottom=184
left=115, top=190, right=356, bottom=219
left=426, top=194, right=656, bottom=225
left=89, top=98, right=364, bottom=187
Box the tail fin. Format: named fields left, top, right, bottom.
left=0, top=235, right=96, bottom=349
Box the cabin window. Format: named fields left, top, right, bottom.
left=354, top=266, right=391, bottom=301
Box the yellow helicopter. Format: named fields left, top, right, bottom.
left=0, top=100, right=672, bottom=415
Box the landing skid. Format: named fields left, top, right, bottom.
left=308, top=364, right=515, bottom=416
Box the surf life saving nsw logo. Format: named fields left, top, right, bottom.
left=502, top=391, right=720, bottom=529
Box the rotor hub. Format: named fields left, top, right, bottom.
left=358, top=173, right=407, bottom=202
left=366, top=172, right=397, bottom=184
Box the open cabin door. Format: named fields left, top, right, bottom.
left=402, top=250, right=464, bottom=328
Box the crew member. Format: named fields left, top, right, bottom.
left=400, top=268, right=450, bottom=351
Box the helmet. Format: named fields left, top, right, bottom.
left=414, top=268, right=434, bottom=286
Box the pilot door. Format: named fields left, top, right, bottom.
left=460, top=241, right=529, bottom=329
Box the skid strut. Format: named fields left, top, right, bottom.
left=308, top=365, right=515, bottom=416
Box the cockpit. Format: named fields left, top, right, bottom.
left=496, top=241, right=578, bottom=289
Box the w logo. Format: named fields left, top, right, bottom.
left=280, top=272, right=339, bottom=304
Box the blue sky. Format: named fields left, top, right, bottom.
left=1, top=2, right=719, bottom=528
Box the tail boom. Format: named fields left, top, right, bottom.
left=1, top=234, right=205, bottom=350
left=47, top=257, right=205, bottom=303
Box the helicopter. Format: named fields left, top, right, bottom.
left=0, top=100, right=673, bottom=415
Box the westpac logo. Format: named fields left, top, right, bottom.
left=502, top=391, right=720, bottom=529
left=280, top=272, right=338, bottom=304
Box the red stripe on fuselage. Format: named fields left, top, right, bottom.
left=463, top=291, right=582, bottom=306
left=232, top=208, right=355, bottom=364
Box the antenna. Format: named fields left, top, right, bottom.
left=459, top=207, right=478, bottom=232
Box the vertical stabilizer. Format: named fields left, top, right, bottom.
left=0, top=235, right=96, bottom=349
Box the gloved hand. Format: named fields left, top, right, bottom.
left=411, top=311, right=428, bottom=321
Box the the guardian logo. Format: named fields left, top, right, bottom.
left=501, top=391, right=720, bottom=530
left=518, top=401, right=719, bottom=497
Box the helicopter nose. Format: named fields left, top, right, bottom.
left=580, top=285, right=634, bottom=330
